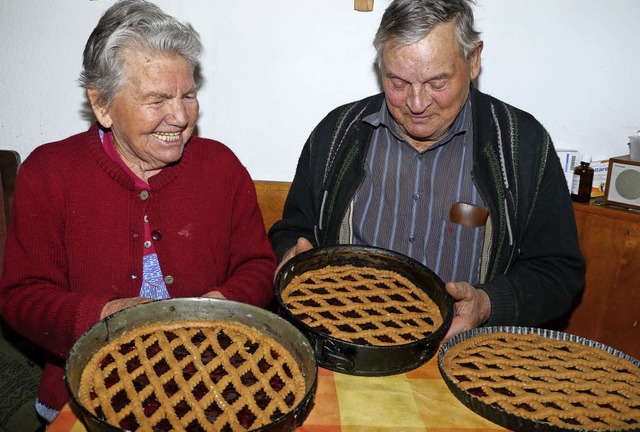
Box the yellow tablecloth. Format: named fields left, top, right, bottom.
left=47, top=355, right=508, bottom=431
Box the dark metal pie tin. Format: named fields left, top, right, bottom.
left=438, top=326, right=640, bottom=432
left=274, top=245, right=454, bottom=376
left=65, top=298, right=318, bottom=432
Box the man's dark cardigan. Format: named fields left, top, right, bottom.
left=270, top=86, right=585, bottom=327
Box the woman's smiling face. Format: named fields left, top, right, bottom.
left=90, top=49, right=199, bottom=180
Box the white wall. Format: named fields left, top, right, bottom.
left=1, top=0, right=639, bottom=181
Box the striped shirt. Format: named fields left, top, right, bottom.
left=351, top=96, right=486, bottom=284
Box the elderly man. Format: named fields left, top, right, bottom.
left=269, top=0, right=585, bottom=341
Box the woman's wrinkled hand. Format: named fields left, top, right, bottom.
left=202, top=291, right=226, bottom=299
left=100, top=297, right=153, bottom=319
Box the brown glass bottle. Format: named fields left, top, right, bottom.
left=571, top=154, right=594, bottom=202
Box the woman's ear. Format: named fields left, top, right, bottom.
left=87, top=88, right=113, bottom=128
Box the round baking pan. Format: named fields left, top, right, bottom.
left=274, top=245, right=454, bottom=376
left=65, top=297, right=318, bottom=432
left=438, top=326, right=640, bottom=432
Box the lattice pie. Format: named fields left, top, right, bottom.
left=78, top=320, right=306, bottom=431
left=281, top=265, right=443, bottom=346
left=440, top=331, right=640, bottom=430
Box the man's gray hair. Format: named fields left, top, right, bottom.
left=79, top=0, right=203, bottom=107
left=373, top=0, right=481, bottom=67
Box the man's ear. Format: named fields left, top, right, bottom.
left=469, top=41, right=483, bottom=81
left=87, top=88, right=112, bottom=128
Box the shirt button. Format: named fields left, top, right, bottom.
left=144, top=240, right=152, bottom=248
left=164, top=275, right=174, bottom=285
left=409, top=237, right=415, bottom=243
left=140, top=190, right=149, bottom=200
left=418, top=154, right=424, bottom=160
left=152, top=230, right=162, bottom=241
left=413, top=193, right=419, bottom=201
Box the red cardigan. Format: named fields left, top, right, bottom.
left=0, top=124, right=276, bottom=410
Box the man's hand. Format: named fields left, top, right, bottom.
left=443, top=281, right=491, bottom=341
left=100, top=297, right=153, bottom=319
left=275, top=237, right=314, bottom=277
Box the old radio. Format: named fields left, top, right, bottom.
left=604, top=155, right=640, bottom=210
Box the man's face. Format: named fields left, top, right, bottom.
left=91, top=49, right=199, bottom=179
left=381, top=21, right=481, bottom=152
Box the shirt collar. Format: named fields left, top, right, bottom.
left=363, top=92, right=473, bottom=149
left=99, top=127, right=149, bottom=190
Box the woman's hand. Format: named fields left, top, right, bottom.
left=100, top=297, right=153, bottom=319
left=202, top=291, right=226, bottom=299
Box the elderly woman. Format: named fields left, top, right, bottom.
left=0, top=0, right=276, bottom=423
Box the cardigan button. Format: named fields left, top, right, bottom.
left=143, top=240, right=152, bottom=248
left=151, top=230, right=162, bottom=241
left=164, top=275, right=174, bottom=285
left=140, top=190, right=149, bottom=200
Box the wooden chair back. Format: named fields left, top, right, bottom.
left=253, top=180, right=291, bottom=232
left=0, top=150, right=21, bottom=273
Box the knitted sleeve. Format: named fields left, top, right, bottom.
left=0, top=144, right=112, bottom=359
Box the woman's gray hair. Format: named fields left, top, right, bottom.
left=79, top=0, right=203, bottom=107
left=373, top=0, right=481, bottom=68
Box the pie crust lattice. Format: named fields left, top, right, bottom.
left=78, top=320, right=306, bottom=431
left=440, top=331, right=640, bottom=431
left=281, top=265, right=443, bottom=346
